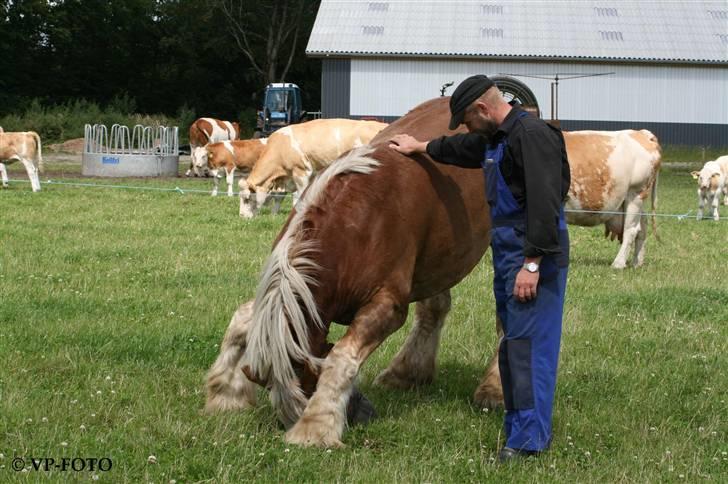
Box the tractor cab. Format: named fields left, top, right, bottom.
left=255, top=83, right=304, bottom=138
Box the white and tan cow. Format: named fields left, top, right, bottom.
left=238, top=118, right=387, bottom=217
left=0, top=131, right=44, bottom=192
left=206, top=139, right=268, bottom=197
left=564, top=129, right=661, bottom=269
left=691, top=159, right=726, bottom=220
left=715, top=155, right=728, bottom=206
left=186, top=117, right=240, bottom=177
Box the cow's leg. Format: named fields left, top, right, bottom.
left=473, top=314, right=504, bottom=409
left=226, top=167, right=236, bottom=197
left=285, top=290, right=408, bottom=448
left=291, top=172, right=311, bottom=209
left=696, top=190, right=704, bottom=220
left=210, top=168, right=220, bottom=196
left=611, top=194, right=642, bottom=269
left=631, top=212, right=649, bottom=268
left=20, top=157, right=41, bottom=192
left=269, top=192, right=283, bottom=214
left=205, top=300, right=258, bottom=412
left=0, top=162, right=8, bottom=187
left=374, top=290, right=451, bottom=388
left=710, top=192, right=720, bottom=221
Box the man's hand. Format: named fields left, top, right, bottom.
left=388, top=134, right=428, bottom=155
left=513, top=265, right=540, bottom=303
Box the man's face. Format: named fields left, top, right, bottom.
left=463, top=102, right=498, bottom=138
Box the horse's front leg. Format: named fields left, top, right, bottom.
left=285, top=290, right=408, bottom=448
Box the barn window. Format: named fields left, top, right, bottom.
left=361, top=25, right=384, bottom=36
left=481, top=4, right=504, bottom=14
left=481, top=27, right=504, bottom=38
left=707, top=10, right=728, bottom=20
left=594, top=7, right=619, bottom=17
left=368, top=2, right=389, bottom=11
left=599, top=30, right=624, bottom=41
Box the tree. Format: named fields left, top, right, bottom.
left=216, top=0, right=320, bottom=86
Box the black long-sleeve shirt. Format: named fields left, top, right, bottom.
left=426, top=103, right=570, bottom=257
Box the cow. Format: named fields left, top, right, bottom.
left=238, top=118, right=388, bottom=218
left=0, top=131, right=44, bottom=192
left=716, top=155, right=728, bottom=206
left=206, top=139, right=268, bottom=197
left=186, top=117, right=240, bottom=177
left=691, top=159, right=726, bottom=221
left=563, top=129, right=661, bottom=269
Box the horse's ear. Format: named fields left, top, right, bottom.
left=242, top=365, right=269, bottom=387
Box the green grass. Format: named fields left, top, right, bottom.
left=1, top=156, right=727, bottom=482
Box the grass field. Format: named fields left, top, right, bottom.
left=1, top=151, right=727, bottom=482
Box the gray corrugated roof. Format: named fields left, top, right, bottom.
left=306, top=1, right=728, bottom=64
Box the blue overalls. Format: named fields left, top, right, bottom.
left=483, top=111, right=569, bottom=452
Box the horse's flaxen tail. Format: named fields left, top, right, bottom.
left=243, top=236, right=324, bottom=426
left=242, top=146, right=381, bottom=426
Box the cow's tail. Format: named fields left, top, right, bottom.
left=650, top=170, right=659, bottom=242
left=31, top=131, right=44, bottom=174
left=646, top=129, right=661, bottom=243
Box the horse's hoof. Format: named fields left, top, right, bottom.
left=473, top=387, right=504, bottom=410
left=285, top=419, right=344, bottom=448
left=346, top=389, right=377, bottom=426
left=374, top=368, right=418, bottom=389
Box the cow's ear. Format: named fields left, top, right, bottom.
left=690, top=171, right=700, bottom=179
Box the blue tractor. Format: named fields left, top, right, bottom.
left=254, top=83, right=313, bottom=138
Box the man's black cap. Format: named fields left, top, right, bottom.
left=448, top=75, right=495, bottom=130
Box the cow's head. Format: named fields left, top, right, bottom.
left=238, top=172, right=286, bottom=218
left=692, top=170, right=721, bottom=193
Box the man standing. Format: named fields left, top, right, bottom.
left=389, top=75, right=570, bottom=462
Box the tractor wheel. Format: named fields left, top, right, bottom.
left=490, top=76, right=540, bottom=117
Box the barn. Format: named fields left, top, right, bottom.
left=306, top=1, right=728, bottom=147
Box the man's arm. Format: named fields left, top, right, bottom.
left=389, top=133, right=486, bottom=169
left=513, top=125, right=565, bottom=257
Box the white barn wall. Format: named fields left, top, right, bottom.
left=349, top=58, right=728, bottom=125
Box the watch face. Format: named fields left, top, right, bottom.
left=525, top=262, right=539, bottom=272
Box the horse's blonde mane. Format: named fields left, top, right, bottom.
left=243, top=146, right=380, bottom=425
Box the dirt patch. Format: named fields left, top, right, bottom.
left=47, top=138, right=85, bottom=154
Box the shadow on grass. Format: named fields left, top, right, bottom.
left=357, top=360, right=501, bottom=422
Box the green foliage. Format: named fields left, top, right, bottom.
left=0, top=99, right=179, bottom=144
left=0, top=158, right=726, bottom=481
left=0, top=0, right=323, bottom=120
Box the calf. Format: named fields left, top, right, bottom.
left=716, top=155, right=728, bottom=206
left=691, top=160, right=726, bottom=220
left=0, top=131, right=43, bottom=192
left=206, top=139, right=268, bottom=197
left=187, top=118, right=240, bottom=177
left=564, top=129, right=661, bottom=269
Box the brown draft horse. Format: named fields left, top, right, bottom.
left=205, top=97, right=504, bottom=447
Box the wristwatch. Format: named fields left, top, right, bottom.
left=523, top=262, right=539, bottom=273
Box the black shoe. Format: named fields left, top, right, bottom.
left=497, top=447, right=539, bottom=463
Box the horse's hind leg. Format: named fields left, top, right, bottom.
left=285, top=290, right=408, bottom=448
left=473, top=314, right=504, bottom=409
left=374, top=290, right=451, bottom=389
left=204, top=300, right=258, bottom=413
